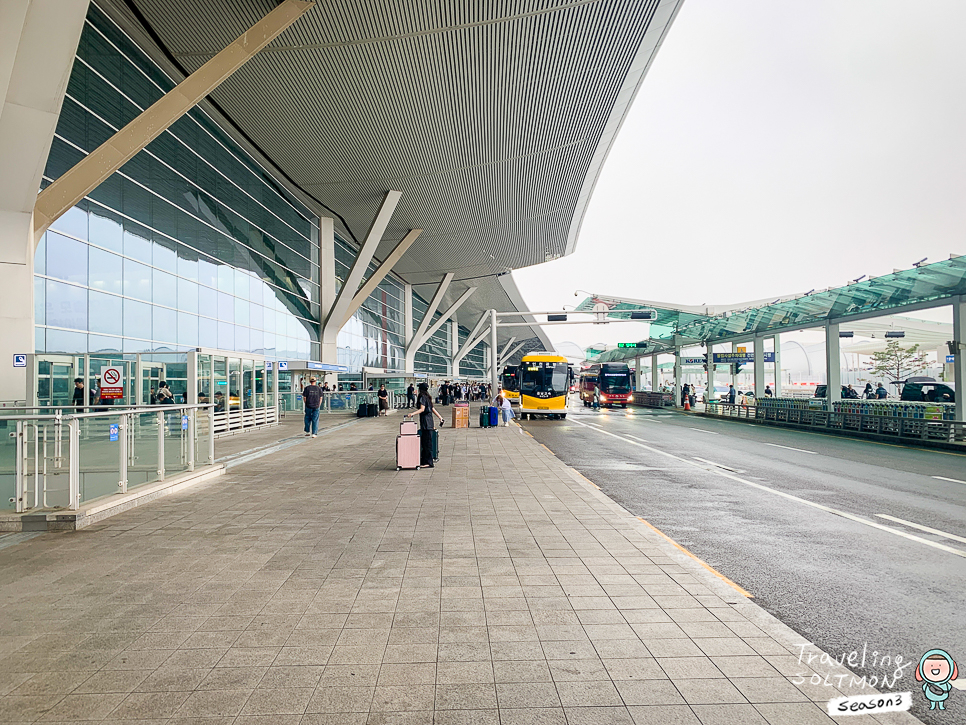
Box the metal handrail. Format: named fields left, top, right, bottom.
left=0, top=403, right=214, bottom=422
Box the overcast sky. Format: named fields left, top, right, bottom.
left=514, top=0, right=966, bottom=350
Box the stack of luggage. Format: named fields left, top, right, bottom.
left=396, top=420, right=419, bottom=470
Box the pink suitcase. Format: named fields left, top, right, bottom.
left=400, top=420, right=418, bottom=436
left=396, top=434, right=420, bottom=470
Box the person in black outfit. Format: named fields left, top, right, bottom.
left=72, top=378, right=86, bottom=411
left=406, top=384, right=415, bottom=408
left=407, top=382, right=444, bottom=468
left=377, top=384, right=389, bottom=416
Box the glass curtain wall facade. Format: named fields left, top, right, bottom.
left=34, top=2, right=487, bottom=378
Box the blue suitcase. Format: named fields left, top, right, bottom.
left=489, top=406, right=499, bottom=426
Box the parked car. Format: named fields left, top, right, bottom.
left=896, top=379, right=955, bottom=403
left=813, top=385, right=850, bottom=399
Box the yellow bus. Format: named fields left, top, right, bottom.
left=519, top=353, right=570, bottom=419
left=501, top=365, right=520, bottom=403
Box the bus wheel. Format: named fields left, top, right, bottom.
left=621, top=404, right=627, bottom=409
left=560, top=414, right=566, bottom=419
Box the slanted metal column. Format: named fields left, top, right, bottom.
left=826, top=322, right=841, bottom=405
left=753, top=336, right=765, bottom=397
left=490, top=309, right=499, bottom=392
left=404, top=284, right=414, bottom=347
left=651, top=355, right=659, bottom=392
left=953, top=297, right=965, bottom=422
left=772, top=336, right=782, bottom=396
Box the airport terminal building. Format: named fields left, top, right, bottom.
left=0, top=0, right=683, bottom=406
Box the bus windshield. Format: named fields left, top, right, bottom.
left=599, top=370, right=631, bottom=393
left=502, top=368, right=519, bottom=392
left=521, top=363, right=569, bottom=394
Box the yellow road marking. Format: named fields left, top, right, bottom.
left=637, top=517, right=754, bottom=598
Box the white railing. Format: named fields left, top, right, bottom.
left=0, top=404, right=215, bottom=513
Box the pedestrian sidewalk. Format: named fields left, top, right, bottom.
left=0, top=417, right=918, bottom=724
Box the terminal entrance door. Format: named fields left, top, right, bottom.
left=140, top=363, right=165, bottom=405
left=35, top=355, right=79, bottom=407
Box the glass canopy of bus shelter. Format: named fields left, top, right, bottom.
left=577, top=255, right=966, bottom=352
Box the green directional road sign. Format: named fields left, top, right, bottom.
left=617, top=342, right=648, bottom=349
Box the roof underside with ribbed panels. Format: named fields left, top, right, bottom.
left=107, top=0, right=682, bottom=353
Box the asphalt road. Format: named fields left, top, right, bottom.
left=519, top=398, right=966, bottom=725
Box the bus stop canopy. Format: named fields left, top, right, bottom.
left=577, top=256, right=966, bottom=357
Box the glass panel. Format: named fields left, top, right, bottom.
left=124, top=298, right=152, bottom=340
left=89, top=247, right=123, bottom=294
left=213, top=357, right=227, bottom=412
left=45, top=279, right=88, bottom=330
left=129, top=411, right=161, bottom=489
left=242, top=359, right=254, bottom=410
left=163, top=407, right=189, bottom=478
left=152, top=306, right=177, bottom=344
left=78, top=412, right=124, bottom=503
left=197, top=354, right=212, bottom=405
left=177, top=312, right=198, bottom=347
left=88, top=291, right=123, bottom=336
left=50, top=206, right=88, bottom=241
left=228, top=358, right=241, bottom=410
left=153, top=269, right=178, bottom=308
left=178, top=278, right=198, bottom=313
left=199, top=316, right=217, bottom=348
left=46, top=231, right=89, bottom=285
left=89, top=209, right=123, bottom=252
left=123, top=258, right=152, bottom=301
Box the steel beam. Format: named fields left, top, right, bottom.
left=338, top=228, right=421, bottom=329
left=411, top=273, right=454, bottom=346
left=33, top=0, right=315, bottom=241
left=414, top=285, right=476, bottom=350
left=324, top=190, right=401, bottom=339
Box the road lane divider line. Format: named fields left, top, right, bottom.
left=566, top=417, right=966, bottom=560
left=693, top=456, right=743, bottom=473
left=688, top=427, right=718, bottom=434
left=874, top=514, right=966, bottom=545
left=765, top=443, right=817, bottom=455
left=932, top=475, right=966, bottom=485
left=626, top=434, right=649, bottom=442
left=637, top=517, right=753, bottom=598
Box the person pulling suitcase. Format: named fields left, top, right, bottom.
left=406, top=382, right=444, bottom=468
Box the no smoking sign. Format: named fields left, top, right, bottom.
left=100, top=366, right=125, bottom=399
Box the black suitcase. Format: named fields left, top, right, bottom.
left=367, top=403, right=378, bottom=417
left=418, top=429, right=439, bottom=461
left=357, top=402, right=367, bottom=418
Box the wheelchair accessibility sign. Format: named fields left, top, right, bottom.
left=109, top=424, right=119, bottom=442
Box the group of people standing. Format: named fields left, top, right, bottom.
left=404, top=381, right=492, bottom=408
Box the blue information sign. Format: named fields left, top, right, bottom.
left=109, top=424, right=119, bottom=442
left=947, top=355, right=956, bottom=363
left=181, top=415, right=189, bottom=431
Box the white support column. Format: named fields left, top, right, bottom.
left=673, top=349, right=682, bottom=407
left=490, top=308, right=499, bottom=392
left=0, top=0, right=90, bottom=403
left=405, top=278, right=474, bottom=374
left=753, top=336, right=765, bottom=398
left=826, top=322, right=841, bottom=405
left=651, top=355, right=659, bottom=392
left=449, top=320, right=457, bottom=377
left=404, top=284, right=413, bottom=347
left=324, top=190, right=401, bottom=338
left=952, top=297, right=965, bottom=423
left=340, top=228, right=421, bottom=330
left=707, top=344, right=714, bottom=402
left=319, top=216, right=337, bottom=364
left=453, top=314, right=489, bottom=374
left=498, top=337, right=517, bottom=367
left=499, top=342, right=526, bottom=368
left=731, top=343, right=738, bottom=388
left=634, top=357, right=640, bottom=391
left=772, top=336, right=782, bottom=396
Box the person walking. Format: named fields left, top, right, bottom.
left=302, top=376, right=322, bottom=437
left=406, top=382, right=444, bottom=468
left=156, top=381, right=174, bottom=405
left=681, top=383, right=689, bottom=407
left=406, top=383, right=415, bottom=408
left=593, top=385, right=601, bottom=411
left=728, top=384, right=736, bottom=404
left=377, top=384, right=389, bottom=416
left=72, top=378, right=86, bottom=411
left=876, top=382, right=888, bottom=399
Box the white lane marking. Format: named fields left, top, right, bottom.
left=875, top=515, right=966, bottom=546
left=765, top=443, right=817, bottom=455
left=566, top=417, right=966, bottom=560
left=688, top=427, right=718, bottom=434
left=693, top=456, right=743, bottom=473
left=933, top=475, right=966, bottom=485
left=584, top=421, right=602, bottom=427
left=953, top=680, right=966, bottom=691
left=626, top=434, right=649, bottom=443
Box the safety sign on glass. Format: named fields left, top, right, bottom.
left=181, top=415, right=188, bottom=431
left=100, top=366, right=125, bottom=399
left=266, top=362, right=273, bottom=371
left=12, top=354, right=27, bottom=368
left=109, top=424, right=119, bottom=442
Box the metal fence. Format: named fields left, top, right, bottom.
left=705, top=401, right=966, bottom=445
left=278, top=390, right=398, bottom=416
left=0, top=404, right=215, bottom=513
